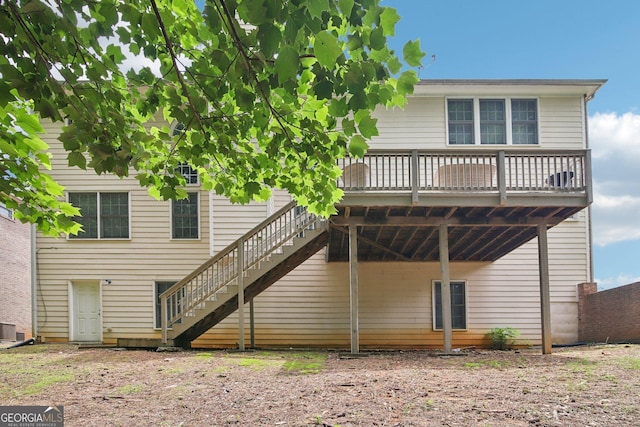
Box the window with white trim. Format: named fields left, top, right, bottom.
left=177, top=163, right=199, bottom=185
left=171, top=192, right=199, bottom=239
left=433, top=280, right=467, bottom=330
left=447, top=98, right=538, bottom=145
left=0, top=202, right=13, bottom=220
left=69, top=192, right=129, bottom=239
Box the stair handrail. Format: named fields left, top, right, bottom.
left=160, top=201, right=324, bottom=343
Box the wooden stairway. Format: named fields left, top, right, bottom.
left=160, top=202, right=328, bottom=348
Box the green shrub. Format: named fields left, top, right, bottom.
left=486, top=327, right=520, bottom=350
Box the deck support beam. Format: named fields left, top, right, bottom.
left=537, top=224, right=552, bottom=354
left=250, top=298, right=255, bottom=349
left=349, top=225, right=360, bottom=354
left=237, top=238, right=245, bottom=351
left=439, top=224, right=452, bottom=353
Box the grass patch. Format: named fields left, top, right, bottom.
left=224, top=350, right=327, bottom=374
left=565, top=358, right=598, bottom=373
left=194, top=352, right=214, bottom=359
left=0, top=351, right=76, bottom=398
left=112, top=383, right=145, bottom=395
left=616, top=356, right=640, bottom=370
left=463, top=362, right=481, bottom=369
left=282, top=353, right=326, bottom=374
left=236, top=357, right=280, bottom=370
left=22, top=372, right=74, bottom=396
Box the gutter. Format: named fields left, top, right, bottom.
left=31, top=224, right=37, bottom=340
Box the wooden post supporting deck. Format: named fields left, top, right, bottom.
left=237, top=238, right=245, bottom=351
left=439, top=224, right=453, bottom=353
left=250, top=298, right=255, bottom=349
left=538, top=224, right=552, bottom=354
left=349, top=225, right=360, bottom=354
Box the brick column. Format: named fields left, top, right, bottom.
left=577, top=282, right=597, bottom=341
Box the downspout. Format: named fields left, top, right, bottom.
left=30, top=224, right=37, bottom=340
left=583, top=94, right=594, bottom=283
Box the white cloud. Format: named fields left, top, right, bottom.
left=590, top=112, right=640, bottom=160
left=589, top=112, right=640, bottom=246
left=594, top=273, right=640, bottom=291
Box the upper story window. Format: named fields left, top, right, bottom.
left=447, top=98, right=538, bottom=145
left=171, top=192, right=199, bottom=239
left=0, top=202, right=13, bottom=220
left=68, top=192, right=130, bottom=239
left=177, top=163, right=199, bottom=185
left=171, top=122, right=199, bottom=185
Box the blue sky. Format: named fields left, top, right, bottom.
left=383, top=0, right=640, bottom=289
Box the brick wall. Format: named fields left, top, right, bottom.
left=0, top=214, right=32, bottom=339
left=578, top=281, right=640, bottom=343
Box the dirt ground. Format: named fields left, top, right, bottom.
left=0, top=343, right=639, bottom=426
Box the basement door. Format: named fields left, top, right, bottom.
left=71, top=281, right=102, bottom=342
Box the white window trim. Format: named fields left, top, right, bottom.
left=431, top=279, right=468, bottom=331
left=446, top=97, right=540, bottom=146
left=169, top=191, right=201, bottom=240
left=66, top=191, right=131, bottom=240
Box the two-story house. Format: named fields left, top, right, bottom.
left=34, top=79, right=605, bottom=354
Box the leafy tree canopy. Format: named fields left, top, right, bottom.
left=0, top=0, right=424, bottom=235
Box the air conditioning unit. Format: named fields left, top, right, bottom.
left=0, top=323, right=16, bottom=341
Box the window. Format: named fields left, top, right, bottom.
left=155, top=281, right=177, bottom=328
left=447, top=98, right=538, bottom=145
left=511, top=99, right=538, bottom=144
left=479, top=99, right=506, bottom=145
left=0, top=202, right=13, bottom=220
left=447, top=99, right=474, bottom=145
left=69, top=192, right=129, bottom=239
left=433, top=280, right=467, bottom=330
left=171, top=122, right=199, bottom=185
left=177, top=163, right=199, bottom=185
left=172, top=192, right=199, bottom=239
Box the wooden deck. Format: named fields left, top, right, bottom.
left=329, top=149, right=591, bottom=262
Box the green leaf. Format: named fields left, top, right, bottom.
left=403, top=39, right=425, bottom=67
left=0, top=80, right=16, bottom=106
left=237, top=0, right=268, bottom=24
left=275, top=45, right=299, bottom=82
left=356, top=114, right=378, bottom=139
left=397, top=70, right=419, bottom=96
left=348, top=135, right=368, bottom=158
left=338, top=0, right=354, bottom=15
left=307, top=0, right=329, bottom=19
left=106, top=44, right=126, bottom=64
left=369, top=27, right=385, bottom=51
left=379, top=7, right=400, bottom=37
left=257, top=23, right=282, bottom=59
left=314, top=31, right=342, bottom=68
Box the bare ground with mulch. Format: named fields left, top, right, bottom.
left=1, top=343, right=639, bottom=426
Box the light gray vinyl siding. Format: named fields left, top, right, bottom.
left=370, top=95, right=585, bottom=150
left=36, top=120, right=211, bottom=342
left=35, top=86, right=591, bottom=347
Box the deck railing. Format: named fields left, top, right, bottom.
left=160, top=201, right=323, bottom=343
left=337, top=149, right=591, bottom=203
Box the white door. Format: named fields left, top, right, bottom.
left=72, top=282, right=101, bottom=342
